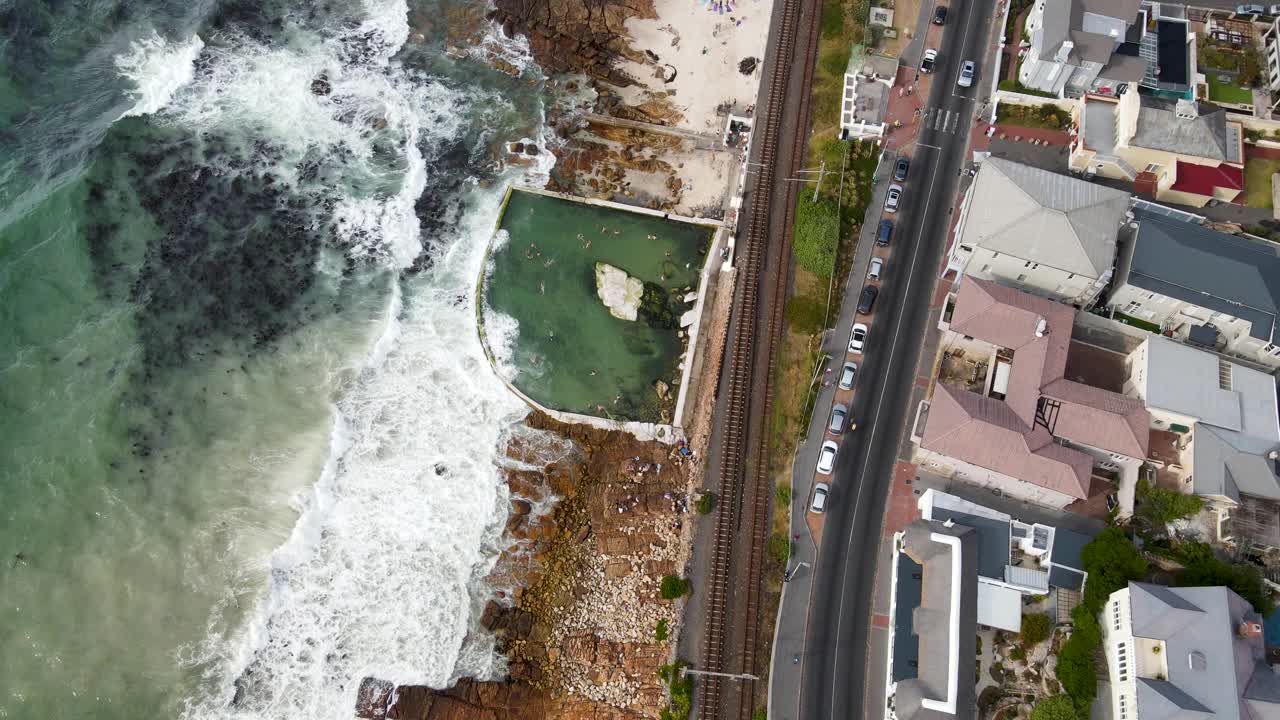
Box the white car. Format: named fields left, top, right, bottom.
left=1237, top=4, right=1265, bottom=14
left=848, top=323, right=868, bottom=354
left=921, top=48, right=938, bottom=73
left=957, top=60, right=975, bottom=88
left=817, top=441, right=838, bottom=475
left=810, top=482, right=831, bottom=513
left=884, top=184, right=903, bottom=213
left=867, top=256, right=883, bottom=281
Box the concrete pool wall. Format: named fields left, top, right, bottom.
left=475, top=184, right=727, bottom=443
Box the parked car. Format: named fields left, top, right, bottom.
left=816, top=441, right=838, bottom=475
left=921, top=48, right=937, bottom=73
left=848, top=323, right=868, bottom=354
left=933, top=4, right=947, bottom=24
left=957, top=60, right=975, bottom=88
left=857, top=285, right=879, bottom=314
left=810, top=482, right=831, bottom=513
left=893, top=156, right=910, bottom=181
left=828, top=404, right=848, bottom=434
left=884, top=183, right=903, bottom=213
left=1237, top=4, right=1265, bottom=14
left=876, top=218, right=893, bottom=246
left=867, top=256, right=883, bottom=281
left=839, top=361, right=857, bottom=390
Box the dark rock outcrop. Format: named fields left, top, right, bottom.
left=487, top=0, right=656, bottom=84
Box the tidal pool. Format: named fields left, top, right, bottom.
left=482, top=189, right=715, bottom=423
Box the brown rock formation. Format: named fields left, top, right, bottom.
left=487, top=0, right=656, bottom=83
left=357, top=413, right=702, bottom=719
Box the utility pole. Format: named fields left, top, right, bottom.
left=681, top=667, right=760, bottom=681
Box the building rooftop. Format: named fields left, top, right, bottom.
left=1123, top=582, right=1279, bottom=720
left=1132, top=98, right=1238, bottom=163
left=959, top=157, right=1131, bottom=278
left=1116, top=210, right=1280, bottom=342
left=924, top=280, right=1151, bottom=499
left=1168, top=160, right=1243, bottom=199
left=893, top=521, right=978, bottom=720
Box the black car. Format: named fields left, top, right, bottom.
left=857, top=285, right=879, bottom=314
left=893, top=157, right=910, bottom=181
left=933, top=4, right=947, bottom=24
left=876, top=218, right=893, bottom=247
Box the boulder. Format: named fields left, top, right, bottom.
left=594, top=262, right=643, bottom=321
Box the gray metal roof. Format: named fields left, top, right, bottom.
left=1099, top=52, right=1148, bottom=82
left=894, top=553, right=923, bottom=682
left=1125, top=583, right=1278, bottom=720
left=1048, top=565, right=1086, bottom=591
left=928, top=506, right=1010, bottom=580
left=1131, top=98, right=1231, bottom=162
left=894, top=521, right=978, bottom=720
left=961, top=157, right=1130, bottom=277
left=1050, top=528, right=1090, bottom=571
left=1120, top=210, right=1280, bottom=342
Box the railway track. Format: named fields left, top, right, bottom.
left=697, top=0, right=822, bottom=715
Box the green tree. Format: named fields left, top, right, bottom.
left=1134, top=478, right=1203, bottom=530
left=1055, top=605, right=1103, bottom=714
left=1031, top=695, right=1079, bottom=720
left=1080, top=528, right=1148, bottom=612
left=1177, top=552, right=1274, bottom=615
left=1020, top=613, right=1052, bottom=648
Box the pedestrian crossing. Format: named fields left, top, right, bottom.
left=921, top=107, right=961, bottom=134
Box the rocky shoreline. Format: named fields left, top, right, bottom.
left=356, top=413, right=701, bottom=719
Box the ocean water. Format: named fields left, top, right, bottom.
left=0, top=0, right=549, bottom=717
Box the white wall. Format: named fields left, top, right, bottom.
left=1108, top=284, right=1280, bottom=369
left=1103, top=588, right=1137, bottom=720
left=915, top=449, right=1080, bottom=509
left=956, top=246, right=1104, bottom=306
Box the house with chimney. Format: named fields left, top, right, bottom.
left=915, top=278, right=1150, bottom=509
left=1071, top=91, right=1244, bottom=208
left=1018, top=0, right=1148, bottom=97
left=1102, top=582, right=1280, bottom=720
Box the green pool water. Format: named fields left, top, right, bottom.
left=483, top=190, right=715, bottom=423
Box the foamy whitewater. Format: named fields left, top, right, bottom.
left=111, top=0, right=551, bottom=716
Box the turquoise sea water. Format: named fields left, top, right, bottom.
left=0, top=0, right=545, bottom=717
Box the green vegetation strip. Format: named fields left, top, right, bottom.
left=1245, top=158, right=1280, bottom=209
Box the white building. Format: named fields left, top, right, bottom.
left=947, top=157, right=1130, bottom=308
left=1102, top=582, right=1280, bottom=720
left=1019, top=0, right=1147, bottom=97
left=840, top=49, right=897, bottom=140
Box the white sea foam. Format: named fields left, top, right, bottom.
left=115, top=31, right=205, bottom=119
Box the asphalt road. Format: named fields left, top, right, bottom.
left=797, top=0, right=995, bottom=717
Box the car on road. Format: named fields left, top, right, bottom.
left=816, top=441, right=838, bottom=475
left=893, top=156, right=910, bottom=181
left=933, top=4, right=947, bottom=24
left=867, top=256, right=883, bottom=281
left=876, top=218, right=893, bottom=246
left=921, top=48, right=937, bottom=73
left=810, top=482, right=830, bottom=513
left=857, top=285, right=878, bottom=314
left=828, top=404, right=848, bottom=434
left=848, top=323, right=868, bottom=354
left=957, top=60, right=975, bottom=88
left=1238, top=4, right=1265, bottom=14
left=839, top=361, right=857, bottom=390
left=884, top=183, right=902, bottom=213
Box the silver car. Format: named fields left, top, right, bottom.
left=810, top=482, right=830, bottom=513
left=867, top=256, right=883, bottom=281
left=885, top=184, right=903, bottom=213
left=829, top=404, right=848, bottom=434
left=817, top=440, right=838, bottom=475
left=957, top=60, right=975, bottom=88
left=839, top=361, right=857, bottom=390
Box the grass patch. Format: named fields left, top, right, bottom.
left=775, top=483, right=792, bottom=509
left=1114, top=312, right=1161, bottom=334
left=997, top=79, right=1059, bottom=98
left=1245, top=158, right=1280, bottom=208
left=794, top=194, right=840, bottom=278
left=767, top=533, right=792, bottom=567
left=995, top=103, right=1070, bottom=130
left=1207, top=73, right=1253, bottom=105
left=655, top=618, right=670, bottom=642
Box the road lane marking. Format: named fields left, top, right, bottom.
left=827, top=151, right=944, bottom=720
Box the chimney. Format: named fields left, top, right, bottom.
left=1239, top=621, right=1264, bottom=639
left=1035, top=318, right=1048, bottom=337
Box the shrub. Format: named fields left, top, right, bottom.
left=768, top=534, right=791, bottom=567
left=1031, top=695, right=1079, bottom=720
left=1134, top=478, right=1203, bottom=530
left=696, top=492, right=715, bottom=515
left=655, top=619, right=670, bottom=642
left=776, top=484, right=792, bottom=509
left=660, top=575, right=691, bottom=600
left=1010, top=646, right=1026, bottom=662
left=658, top=661, right=693, bottom=720
left=1080, top=528, right=1147, bottom=613
left=793, top=195, right=840, bottom=278
left=752, top=710, right=767, bottom=720
left=1177, top=546, right=1274, bottom=614
left=1020, top=613, right=1052, bottom=648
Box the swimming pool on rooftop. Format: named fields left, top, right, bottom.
left=480, top=188, right=717, bottom=425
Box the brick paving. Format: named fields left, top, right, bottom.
left=882, top=461, right=922, bottom=537
left=872, top=613, right=891, bottom=629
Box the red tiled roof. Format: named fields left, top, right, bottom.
left=1168, top=160, right=1244, bottom=199
left=1042, top=378, right=1151, bottom=458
